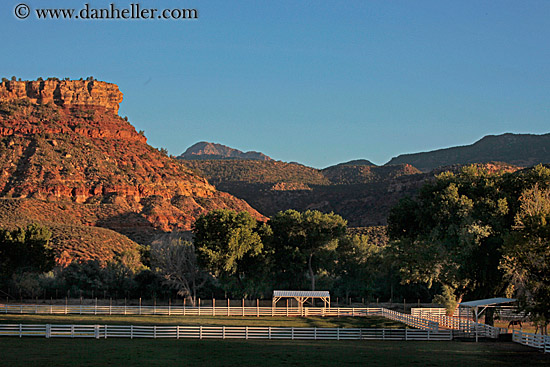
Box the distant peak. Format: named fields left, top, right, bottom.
left=180, top=141, right=273, bottom=161
left=333, top=159, right=376, bottom=167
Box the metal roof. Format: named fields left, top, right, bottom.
left=459, top=297, right=517, bottom=308
left=273, top=290, right=330, bottom=298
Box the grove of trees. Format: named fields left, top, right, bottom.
left=388, top=164, right=550, bottom=330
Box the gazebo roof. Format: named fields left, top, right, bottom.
left=459, top=297, right=516, bottom=308
left=273, top=290, right=330, bottom=298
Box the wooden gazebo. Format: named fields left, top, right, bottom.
left=272, top=290, right=330, bottom=310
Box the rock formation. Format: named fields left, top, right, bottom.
left=0, top=78, right=265, bottom=264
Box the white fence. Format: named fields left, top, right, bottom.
left=410, top=312, right=503, bottom=339
left=0, top=324, right=453, bottom=341
left=0, top=304, right=428, bottom=321
left=512, top=330, right=550, bottom=353
left=0, top=303, right=385, bottom=317
left=380, top=308, right=439, bottom=331
left=0, top=303, right=440, bottom=331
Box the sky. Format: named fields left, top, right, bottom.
left=1, top=0, right=549, bottom=168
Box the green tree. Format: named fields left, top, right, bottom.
left=193, top=210, right=263, bottom=296
left=333, top=234, right=381, bottom=300
left=387, top=166, right=511, bottom=315
left=501, top=183, right=550, bottom=334
left=0, top=224, right=55, bottom=278
left=267, top=210, right=347, bottom=291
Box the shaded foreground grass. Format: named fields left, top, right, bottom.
left=0, top=338, right=547, bottom=367
left=0, top=314, right=405, bottom=328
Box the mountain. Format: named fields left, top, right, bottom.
left=180, top=141, right=273, bottom=161
left=0, top=79, right=264, bottom=264
left=386, top=133, right=550, bottom=172
left=179, top=146, right=423, bottom=225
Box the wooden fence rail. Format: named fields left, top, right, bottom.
left=412, top=312, right=504, bottom=339
left=0, top=324, right=453, bottom=341
left=512, top=330, right=550, bottom=353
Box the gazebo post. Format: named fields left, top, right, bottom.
left=475, top=306, right=479, bottom=343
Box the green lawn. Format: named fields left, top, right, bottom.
left=0, top=314, right=406, bottom=328
left=0, top=338, right=547, bottom=367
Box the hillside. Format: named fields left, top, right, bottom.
left=181, top=141, right=272, bottom=161
left=182, top=159, right=330, bottom=187
left=386, top=133, right=550, bottom=171
left=322, top=163, right=421, bottom=185
left=180, top=147, right=423, bottom=225
left=0, top=79, right=264, bottom=264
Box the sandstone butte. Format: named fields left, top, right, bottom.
left=0, top=78, right=265, bottom=265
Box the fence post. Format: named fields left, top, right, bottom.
left=222, top=326, right=225, bottom=339
left=199, top=325, right=203, bottom=339
left=314, top=327, right=317, bottom=340
left=286, top=300, right=289, bottom=317
left=242, top=299, right=245, bottom=317
left=177, top=325, right=179, bottom=339
left=154, top=325, right=157, bottom=339
left=268, top=326, right=271, bottom=340
left=45, top=324, right=51, bottom=338
left=139, top=298, right=142, bottom=315
left=131, top=325, right=133, bottom=339
left=246, top=326, right=248, bottom=340
left=227, top=298, right=230, bottom=316
left=19, top=323, right=22, bottom=338
left=257, top=299, right=259, bottom=317
left=291, top=327, right=294, bottom=340
left=94, top=325, right=99, bottom=339
left=337, top=328, right=340, bottom=341
left=405, top=329, right=408, bottom=341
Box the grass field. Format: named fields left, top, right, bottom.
left=0, top=314, right=406, bottom=328
left=0, top=338, right=547, bottom=367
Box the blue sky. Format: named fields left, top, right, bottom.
left=2, top=0, right=549, bottom=168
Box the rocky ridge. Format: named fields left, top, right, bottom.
left=0, top=79, right=264, bottom=264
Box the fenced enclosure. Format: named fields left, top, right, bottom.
left=0, top=324, right=453, bottom=341
left=512, top=330, right=550, bottom=353
left=1, top=303, right=548, bottom=353
left=0, top=303, right=439, bottom=330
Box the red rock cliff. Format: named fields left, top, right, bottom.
left=0, top=79, right=123, bottom=113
